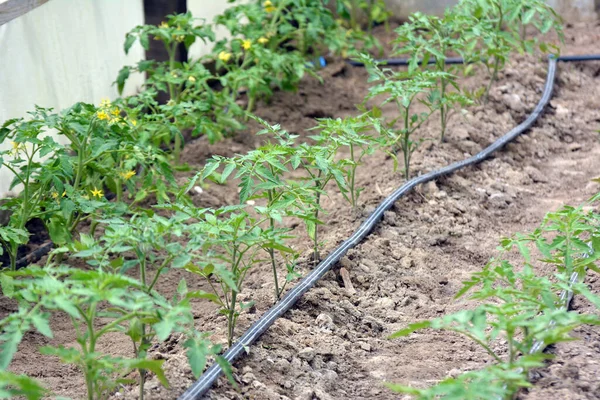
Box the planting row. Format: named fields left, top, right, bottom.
left=0, top=0, right=566, bottom=399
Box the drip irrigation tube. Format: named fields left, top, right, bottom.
left=180, top=54, right=600, bottom=399
left=346, top=54, right=600, bottom=67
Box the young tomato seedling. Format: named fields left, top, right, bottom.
left=360, top=54, right=442, bottom=179
left=394, top=11, right=473, bottom=141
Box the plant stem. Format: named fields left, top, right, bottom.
left=266, top=189, right=280, bottom=300
left=227, top=290, right=237, bottom=347
left=349, top=144, right=357, bottom=207
left=403, top=110, right=411, bottom=180
left=246, top=95, right=256, bottom=115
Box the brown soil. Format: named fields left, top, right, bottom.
left=4, top=22, right=600, bottom=400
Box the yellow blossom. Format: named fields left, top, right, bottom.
left=176, top=35, right=185, bottom=42
left=100, top=98, right=111, bottom=108
left=111, top=107, right=120, bottom=117
left=91, top=187, right=104, bottom=199
left=218, top=51, right=232, bottom=62
left=159, top=21, right=168, bottom=28
left=10, top=141, right=25, bottom=157
left=120, top=170, right=136, bottom=180
left=51, top=192, right=59, bottom=199
left=258, top=37, right=269, bottom=45
left=264, top=0, right=276, bottom=12
left=131, top=119, right=137, bottom=126
left=242, top=39, right=252, bottom=50
left=97, top=110, right=109, bottom=121
left=188, top=76, right=196, bottom=82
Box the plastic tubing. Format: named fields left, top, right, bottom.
left=346, top=54, right=600, bottom=66
left=181, top=54, right=600, bottom=399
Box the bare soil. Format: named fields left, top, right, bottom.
left=4, top=22, right=600, bottom=400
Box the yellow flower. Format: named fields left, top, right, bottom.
left=120, top=170, right=136, bottom=180
left=159, top=21, right=168, bottom=28
left=218, top=51, right=232, bottom=62
left=131, top=119, right=137, bottom=126
left=10, top=141, right=24, bottom=156
left=242, top=39, right=252, bottom=50
left=176, top=35, right=185, bottom=43
left=264, top=0, right=276, bottom=12
left=51, top=192, right=59, bottom=199
left=258, top=37, right=269, bottom=45
left=100, top=98, right=111, bottom=108
left=91, top=187, right=104, bottom=199
left=111, top=107, right=120, bottom=117
left=188, top=76, right=196, bottom=82
left=97, top=110, right=109, bottom=121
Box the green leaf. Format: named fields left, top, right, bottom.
left=128, top=359, right=169, bottom=388
left=31, top=313, right=53, bottom=338
left=116, top=66, right=130, bottom=95
left=124, top=34, right=136, bottom=54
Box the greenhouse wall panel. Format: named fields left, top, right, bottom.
left=0, top=0, right=145, bottom=196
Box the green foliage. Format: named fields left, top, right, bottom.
left=393, top=11, right=474, bottom=140
left=310, top=115, right=378, bottom=208
left=197, top=120, right=312, bottom=301
left=360, top=54, right=443, bottom=179
left=0, top=263, right=217, bottom=399
left=387, top=195, right=600, bottom=399
left=0, top=371, right=46, bottom=400
left=454, top=0, right=563, bottom=101
left=335, top=0, right=391, bottom=33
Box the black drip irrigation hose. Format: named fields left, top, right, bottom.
left=180, top=53, right=600, bottom=399
left=346, top=54, right=600, bottom=67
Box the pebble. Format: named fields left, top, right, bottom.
left=298, top=347, right=315, bottom=361
left=359, top=342, right=372, bottom=352
left=376, top=297, right=396, bottom=310
left=489, top=192, right=509, bottom=208
left=315, top=313, right=335, bottom=331
left=524, top=165, right=548, bottom=183
left=503, top=93, right=524, bottom=112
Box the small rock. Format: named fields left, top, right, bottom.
left=252, top=380, right=267, bottom=390
left=503, top=93, right=524, bottom=112
left=315, top=313, right=335, bottom=331
left=448, top=368, right=462, bottom=378
left=241, top=372, right=256, bottom=384
left=452, top=127, right=470, bottom=141
left=555, top=104, right=570, bottom=118
left=193, top=186, right=203, bottom=195
left=524, top=166, right=548, bottom=183
left=242, top=366, right=253, bottom=374
left=423, top=181, right=440, bottom=195
left=359, top=342, right=372, bottom=352
left=376, top=297, right=396, bottom=310
left=434, top=190, right=447, bottom=199
left=298, top=347, right=315, bottom=361
left=489, top=192, right=509, bottom=208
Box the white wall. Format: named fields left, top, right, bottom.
left=0, top=0, right=145, bottom=196
left=187, top=0, right=249, bottom=60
